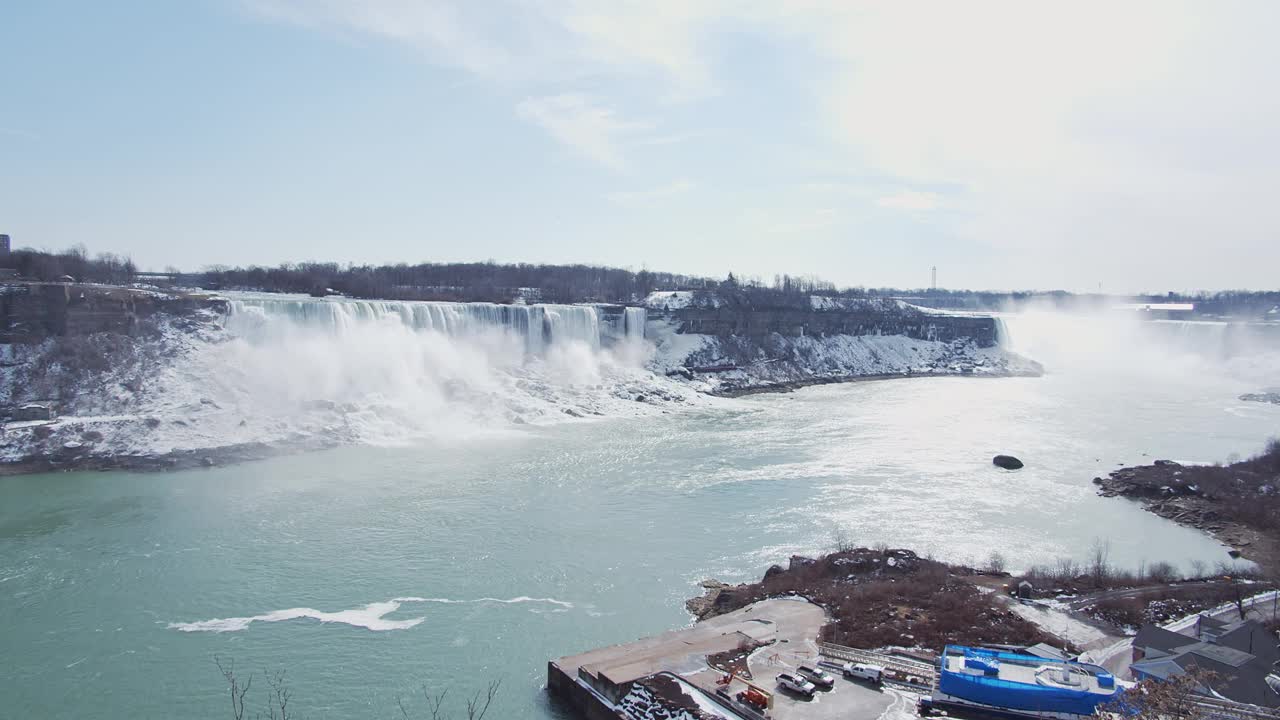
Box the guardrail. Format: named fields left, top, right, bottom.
left=817, top=642, right=937, bottom=680
left=1194, top=695, right=1280, bottom=720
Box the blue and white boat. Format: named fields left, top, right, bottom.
left=929, top=645, right=1126, bottom=720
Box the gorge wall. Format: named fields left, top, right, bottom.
left=662, top=303, right=1002, bottom=346
left=643, top=294, right=1032, bottom=394
left=0, top=282, right=225, bottom=343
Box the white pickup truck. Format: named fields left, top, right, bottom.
left=777, top=672, right=817, bottom=697
left=842, top=662, right=885, bottom=684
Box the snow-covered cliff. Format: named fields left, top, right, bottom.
left=0, top=290, right=1037, bottom=471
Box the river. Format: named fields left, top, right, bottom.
left=2, top=312, right=1279, bottom=718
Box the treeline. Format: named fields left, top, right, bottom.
left=4, top=245, right=1279, bottom=316
left=2, top=246, right=138, bottom=285
left=1175, top=290, right=1280, bottom=318
left=197, top=262, right=856, bottom=305
left=198, top=261, right=722, bottom=304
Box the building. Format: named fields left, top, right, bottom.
left=1113, top=302, right=1196, bottom=320
left=1131, top=617, right=1280, bottom=708
left=0, top=233, right=9, bottom=256
left=14, top=403, right=57, bottom=422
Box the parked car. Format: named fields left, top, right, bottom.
left=842, top=662, right=885, bottom=684
left=796, top=665, right=835, bottom=689
left=777, top=672, right=817, bottom=696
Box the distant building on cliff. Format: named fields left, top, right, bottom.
left=0, top=234, right=10, bottom=256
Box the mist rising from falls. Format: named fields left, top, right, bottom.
left=154, top=295, right=690, bottom=447
left=999, top=306, right=1280, bottom=387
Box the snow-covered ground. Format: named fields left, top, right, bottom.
left=646, top=316, right=1040, bottom=395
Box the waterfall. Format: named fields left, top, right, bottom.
left=224, top=295, right=605, bottom=355
left=624, top=307, right=647, bottom=340
left=993, top=316, right=1010, bottom=349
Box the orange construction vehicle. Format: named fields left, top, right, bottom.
left=714, top=670, right=773, bottom=711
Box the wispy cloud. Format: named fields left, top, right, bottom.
left=607, top=178, right=695, bottom=205
left=0, top=126, right=39, bottom=140
left=241, top=0, right=516, bottom=76
left=516, top=94, right=645, bottom=169
left=876, top=190, right=940, bottom=211
left=237, top=0, right=1280, bottom=288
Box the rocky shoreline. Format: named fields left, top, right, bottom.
left=1094, top=456, right=1280, bottom=576
left=0, top=437, right=336, bottom=477
left=710, top=367, right=1041, bottom=398
left=684, top=548, right=1053, bottom=652
left=1240, top=391, right=1280, bottom=405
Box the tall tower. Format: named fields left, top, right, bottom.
left=931, top=265, right=937, bottom=290
left=0, top=234, right=9, bottom=256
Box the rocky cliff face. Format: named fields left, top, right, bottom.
left=0, top=282, right=225, bottom=343
left=667, top=302, right=1000, bottom=346
left=643, top=294, right=1037, bottom=394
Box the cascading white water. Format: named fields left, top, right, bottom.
left=992, top=316, right=1010, bottom=349
left=224, top=295, right=605, bottom=355
left=146, top=293, right=682, bottom=447
left=624, top=307, right=647, bottom=341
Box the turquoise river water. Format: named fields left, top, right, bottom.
left=3, top=343, right=1279, bottom=718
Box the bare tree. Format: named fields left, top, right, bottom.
left=398, top=680, right=501, bottom=720
left=831, top=529, right=855, bottom=553
left=216, top=658, right=502, bottom=720
left=215, top=656, right=252, bottom=720
left=1189, top=558, right=1208, bottom=579
left=986, top=551, right=1007, bottom=575
left=1095, top=669, right=1218, bottom=720
left=264, top=667, right=292, bottom=720
left=465, top=679, right=501, bottom=720
left=1089, top=538, right=1112, bottom=585
left=1147, top=561, right=1178, bottom=584
left=1054, top=557, right=1080, bottom=583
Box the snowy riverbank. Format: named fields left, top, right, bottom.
left=1, top=292, right=1041, bottom=473
left=647, top=316, right=1041, bottom=396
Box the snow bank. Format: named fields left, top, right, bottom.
left=647, top=317, right=1041, bottom=395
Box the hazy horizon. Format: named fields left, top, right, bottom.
left=4, top=2, right=1280, bottom=293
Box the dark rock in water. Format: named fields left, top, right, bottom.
left=1239, top=392, right=1280, bottom=405
left=1228, top=549, right=1243, bottom=559
left=764, top=564, right=785, bottom=579
left=1153, top=459, right=1181, bottom=467
left=993, top=455, right=1024, bottom=470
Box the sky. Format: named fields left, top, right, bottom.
left=2, top=1, right=1279, bottom=292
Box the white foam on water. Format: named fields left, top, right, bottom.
left=168, top=596, right=574, bottom=633
left=168, top=599, right=424, bottom=633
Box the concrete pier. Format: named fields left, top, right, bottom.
left=547, top=599, right=895, bottom=720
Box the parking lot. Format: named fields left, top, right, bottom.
left=738, top=636, right=901, bottom=720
